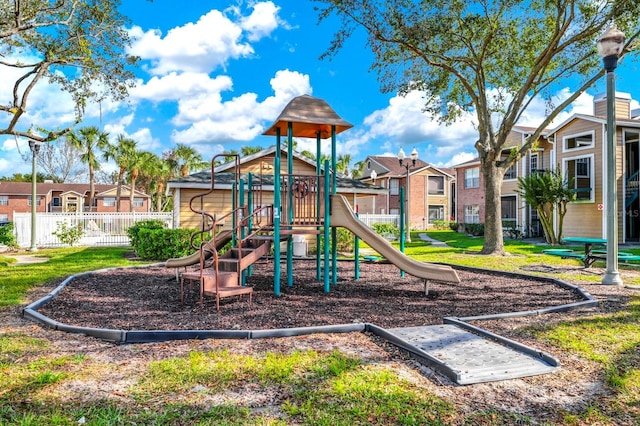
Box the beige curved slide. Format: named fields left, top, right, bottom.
left=330, top=195, right=460, bottom=283
left=165, top=230, right=233, bottom=268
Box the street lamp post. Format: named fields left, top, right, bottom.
left=398, top=147, right=418, bottom=242
left=28, top=138, right=42, bottom=252
left=370, top=170, right=377, bottom=213
left=597, top=24, right=625, bottom=286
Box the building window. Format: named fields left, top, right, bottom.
left=564, top=132, right=594, bottom=151
left=464, top=205, right=480, bottom=223
left=52, top=197, right=61, bottom=207
left=501, top=196, right=517, bottom=229
left=428, top=205, right=445, bottom=223
left=565, top=155, right=593, bottom=201
left=27, top=196, right=42, bottom=206
left=0, top=214, right=8, bottom=221
left=389, top=179, right=399, bottom=195
left=104, top=197, right=116, bottom=207
left=504, top=163, right=517, bottom=180
left=0, top=195, right=7, bottom=206
left=428, top=176, right=445, bottom=195
left=530, top=153, right=540, bottom=174
left=133, top=198, right=144, bottom=208
left=464, top=168, right=480, bottom=188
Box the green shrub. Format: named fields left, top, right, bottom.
left=371, top=222, right=399, bottom=240
left=135, top=227, right=202, bottom=260
left=52, top=222, right=84, bottom=247
left=0, top=222, right=18, bottom=249
left=449, top=222, right=460, bottom=232
left=317, top=228, right=354, bottom=253
left=464, top=223, right=484, bottom=236
left=127, top=220, right=166, bottom=250
left=432, top=220, right=455, bottom=230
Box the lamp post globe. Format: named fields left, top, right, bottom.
left=597, top=24, right=625, bottom=286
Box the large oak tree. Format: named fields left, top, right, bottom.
left=316, top=0, right=640, bottom=254
left=0, top=0, right=137, bottom=142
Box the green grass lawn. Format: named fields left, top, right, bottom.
left=1, top=239, right=639, bottom=424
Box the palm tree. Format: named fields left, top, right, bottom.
left=172, top=143, right=208, bottom=177
left=66, top=126, right=110, bottom=211
left=124, top=149, right=146, bottom=212
left=241, top=145, right=262, bottom=156
left=103, top=134, right=137, bottom=212
left=337, top=154, right=352, bottom=177
left=351, top=160, right=365, bottom=179
left=140, top=152, right=172, bottom=212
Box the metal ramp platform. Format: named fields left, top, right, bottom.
left=385, top=324, right=559, bottom=385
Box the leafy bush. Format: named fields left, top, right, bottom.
left=432, top=220, right=456, bottom=230
left=317, top=228, right=354, bottom=253
left=134, top=227, right=203, bottom=260
left=449, top=222, right=460, bottom=232
left=464, top=223, right=484, bottom=236
left=371, top=222, right=399, bottom=240
left=0, top=222, right=18, bottom=249
left=52, top=221, right=85, bottom=247
left=127, top=220, right=166, bottom=250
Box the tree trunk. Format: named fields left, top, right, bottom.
left=537, top=204, right=556, bottom=245
left=88, top=166, right=95, bottom=212
left=116, top=168, right=125, bottom=212
left=480, top=161, right=506, bottom=255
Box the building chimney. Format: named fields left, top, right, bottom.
left=593, top=91, right=632, bottom=119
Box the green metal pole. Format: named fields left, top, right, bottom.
left=247, top=173, right=253, bottom=278
left=324, top=159, right=331, bottom=292
left=273, top=128, right=282, bottom=296
left=231, top=182, right=237, bottom=247
left=331, top=126, right=337, bottom=285
left=355, top=208, right=360, bottom=279
left=316, top=131, right=322, bottom=281
left=287, top=122, right=294, bottom=288
left=399, top=186, right=405, bottom=277
left=239, top=177, right=247, bottom=285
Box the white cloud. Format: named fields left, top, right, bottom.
left=128, top=2, right=281, bottom=75
left=240, top=1, right=281, bottom=42
left=171, top=69, right=311, bottom=144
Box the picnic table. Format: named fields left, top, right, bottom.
left=543, top=237, right=640, bottom=268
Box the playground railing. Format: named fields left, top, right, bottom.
left=279, top=173, right=324, bottom=226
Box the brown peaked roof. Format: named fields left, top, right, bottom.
left=368, top=155, right=430, bottom=177
left=262, top=94, right=353, bottom=138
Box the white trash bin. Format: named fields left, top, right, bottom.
left=292, top=235, right=307, bottom=257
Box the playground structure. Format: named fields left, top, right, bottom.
left=167, top=95, right=460, bottom=306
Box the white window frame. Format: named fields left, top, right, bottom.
left=0, top=195, right=7, bottom=206
left=389, top=178, right=399, bottom=196
left=563, top=153, right=595, bottom=203
left=428, top=175, right=445, bottom=195
left=103, top=197, right=116, bottom=207
left=530, top=153, right=539, bottom=173
left=0, top=213, right=8, bottom=221
left=562, top=130, right=595, bottom=152
left=464, top=167, right=480, bottom=188
left=464, top=205, right=480, bottom=223
left=504, top=162, right=517, bottom=180
left=428, top=205, right=445, bottom=223
left=133, top=197, right=144, bottom=208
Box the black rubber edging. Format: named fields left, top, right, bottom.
left=22, top=262, right=598, bottom=353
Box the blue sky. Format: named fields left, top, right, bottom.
left=2, top=1, right=640, bottom=178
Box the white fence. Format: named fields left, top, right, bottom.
left=358, top=213, right=400, bottom=228
left=13, top=212, right=173, bottom=249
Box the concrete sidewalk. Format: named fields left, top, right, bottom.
left=418, top=233, right=449, bottom=247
